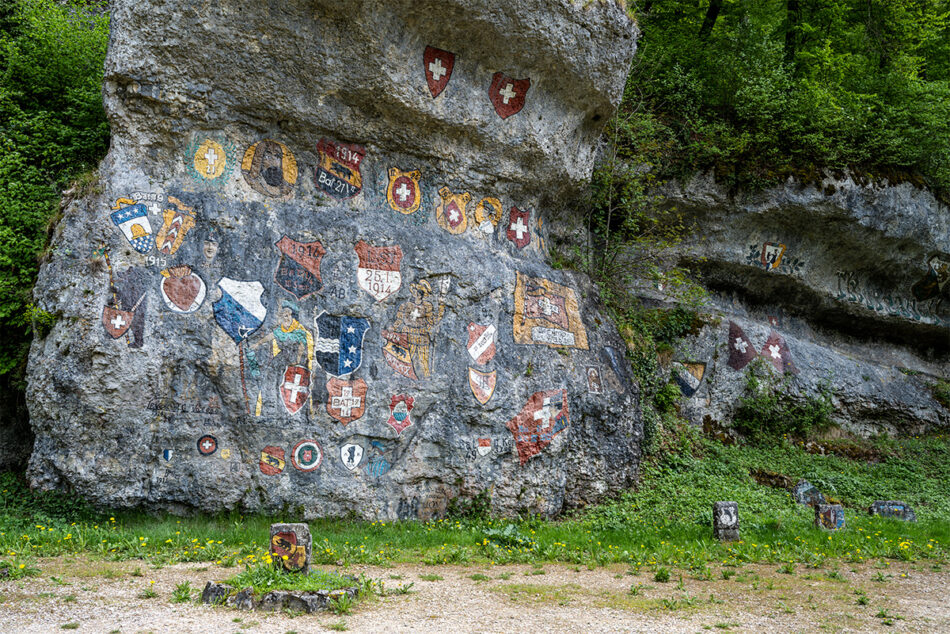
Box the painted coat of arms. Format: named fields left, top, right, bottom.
left=110, top=198, right=154, bottom=254
left=274, top=236, right=325, bottom=300
left=159, top=265, right=206, bottom=314
left=316, top=138, right=364, bottom=199
left=241, top=139, right=298, bottom=200
left=155, top=196, right=196, bottom=256
left=506, top=389, right=570, bottom=464
left=760, top=330, right=798, bottom=375
left=313, top=312, right=370, bottom=377
left=386, top=168, right=422, bottom=215
left=186, top=136, right=236, bottom=186
left=513, top=272, right=588, bottom=349
left=355, top=240, right=402, bottom=301
left=279, top=364, right=311, bottom=414
left=474, top=197, right=503, bottom=235
left=488, top=72, right=530, bottom=119
left=386, top=395, right=414, bottom=435
left=291, top=440, right=323, bottom=472
left=468, top=368, right=497, bottom=405
left=466, top=323, right=497, bottom=365
left=259, top=446, right=285, bottom=476
left=726, top=321, right=757, bottom=371
left=382, top=278, right=449, bottom=379
left=340, top=442, right=365, bottom=471
left=326, top=377, right=368, bottom=425
left=435, top=187, right=471, bottom=234
left=213, top=278, right=267, bottom=344
left=423, top=46, right=455, bottom=98
left=506, top=207, right=531, bottom=249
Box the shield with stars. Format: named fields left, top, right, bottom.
left=313, top=312, right=370, bottom=377
left=326, top=377, right=368, bottom=425
left=110, top=199, right=154, bottom=254
left=488, top=72, right=530, bottom=119
left=274, top=236, right=325, bottom=300
left=423, top=46, right=455, bottom=98
left=466, top=323, right=497, bottom=365
left=505, top=389, right=570, bottom=465
left=386, top=168, right=422, bottom=215
left=279, top=365, right=311, bottom=415
left=726, top=321, right=757, bottom=371
left=468, top=368, right=497, bottom=405
left=435, top=187, right=471, bottom=234
left=760, top=330, right=798, bottom=375
left=291, top=439, right=323, bottom=472
left=506, top=207, right=531, bottom=249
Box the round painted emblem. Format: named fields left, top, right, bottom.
left=291, top=440, right=323, bottom=472
left=197, top=434, right=217, bottom=456
left=193, top=139, right=227, bottom=180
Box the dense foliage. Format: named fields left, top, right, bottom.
left=0, top=0, right=109, bottom=380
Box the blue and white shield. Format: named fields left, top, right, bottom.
left=110, top=202, right=154, bottom=254
left=313, top=311, right=370, bottom=376
left=213, top=278, right=267, bottom=343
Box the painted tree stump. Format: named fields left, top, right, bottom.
left=270, top=523, right=312, bottom=573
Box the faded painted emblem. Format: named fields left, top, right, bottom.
left=466, top=323, right=497, bottom=365
left=101, top=263, right=148, bottom=347
left=760, top=242, right=787, bottom=270
left=506, top=207, right=531, bottom=249
left=513, top=272, right=588, bottom=349
left=260, top=446, right=285, bottom=476
left=382, top=278, right=450, bottom=379
left=241, top=139, right=297, bottom=199
left=435, top=187, right=471, bottom=234
left=364, top=440, right=393, bottom=478
left=760, top=330, right=798, bottom=375
left=159, top=265, right=206, bottom=314
left=423, top=46, right=455, bottom=98
left=280, top=365, right=311, bottom=414
left=911, top=254, right=950, bottom=302
left=672, top=362, right=706, bottom=397
left=506, top=389, right=570, bottom=465
left=488, top=72, right=530, bottom=119
left=274, top=236, right=325, bottom=300
left=355, top=240, right=402, bottom=301
left=386, top=168, right=422, bottom=215
left=468, top=368, right=497, bottom=405
left=102, top=304, right=137, bottom=339
left=291, top=440, right=323, bottom=472
left=727, top=321, right=756, bottom=371
left=476, top=438, right=492, bottom=457
left=326, top=377, right=368, bottom=425
left=186, top=136, right=235, bottom=186
left=155, top=196, right=196, bottom=256
left=340, top=443, right=365, bottom=471
left=213, top=278, right=267, bottom=343
left=313, top=312, right=370, bottom=377
left=316, top=138, right=364, bottom=199
left=197, top=435, right=217, bottom=456
left=386, top=394, right=414, bottom=435
left=586, top=366, right=603, bottom=394
left=474, top=197, right=503, bottom=234
left=110, top=198, right=154, bottom=254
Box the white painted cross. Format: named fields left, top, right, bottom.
left=204, top=147, right=219, bottom=175
left=395, top=182, right=412, bottom=202
left=533, top=397, right=557, bottom=427
left=510, top=217, right=527, bottom=240
left=332, top=387, right=362, bottom=417
left=429, top=58, right=447, bottom=81
left=448, top=207, right=460, bottom=223
left=769, top=344, right=781, bottom=359
left=110, top=314, right=127, bottom=330
left=538, top=297, right=560, bottom=317
left=733, top=337, right=748, bottom=354
left=201, top=439, right=214, bottom=452
left=283, top=372, right=308, bottom=402
left=500, top=82, right=517, bottom=104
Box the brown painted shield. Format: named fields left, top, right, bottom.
left=506, top=207, right=531, bottom=249
left=727, top=321, right=758, bottom=371
left=468, top=368, right=497, bottom=405
left=102, top=305, right=134, bottom=338
left=423, top=46, right=455, bottom=98
left=488, top=72, right=530, bottom=119
left=275, top=236, right=325, bottom=299
left=326, top=377, right=368, bottom=425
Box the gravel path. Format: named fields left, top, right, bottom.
left=0, top=557, right=947, bottom=632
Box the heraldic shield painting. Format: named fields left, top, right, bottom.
left=513, top=272, right=588, bottom=349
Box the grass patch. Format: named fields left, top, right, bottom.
left=224, top=563, right=355, bottom=596
left=418, top=574, right=443, bottom=581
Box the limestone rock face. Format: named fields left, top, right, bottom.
left=25, top=0, right=640, bottom=518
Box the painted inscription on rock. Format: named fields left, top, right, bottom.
left=835, top=269, right=949, bottom=326
left=466, top=323, right=497, bottom=365
left=435, top=187, right=471, bottom=235
left=464, top=434, right=514, bottom=460
left=513, top=272, right=588, bottom=349
left=386, top=168, right=422, bottom=215
left=316, top=139, right=364, bottom=199
left=110, top=198, right=154, bottom=254
left=506, top=207, right=531, bottom=249
left=313, top=312, right=370, bottom=377
left=423, top=46, right=455, bottom=98
left=326, top=377, right=367, bottom=425
left=275, top=236, right=325, bottom=300
left=290, top=440, right=323, bottom=472
left=468, top=368, right=496, bottom=405
left=506, top=389, right=570, bottom=465
left=910, top=254, right=950, bottom=309
left=155, top=197, right=196, bottom=256
left=260, top=446, right=285, bottom=476
left=386, top=394, right=414, bottom=435
left=382, top=278, right=449, bottom=379
left=355, top=241, right=402, bottom=302
left=474, top=197, right=503, bottom=235
left=488, top=72, right=530, bottom=119
left=242, top=139, right=297, bottom=200
left=186, top=136, right=236, bottom=186
left=159, top=265, right=206, bottom=314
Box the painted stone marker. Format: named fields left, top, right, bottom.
left=506, top=389, right=570, bottom=465
left=792, top=479, right=826, bottom=507
left=269, top=523, right=312, bottom=573
left=869, top=501, right=917, bottom=522
left=513, top=272, right=588, bottom=349
left=815, top=504, right=845, bottom=531
left=186, top=136, right=235, bottom=186
left=713, top=501, right=739, bottom=541
left=241, top=139, right=297, bottom=199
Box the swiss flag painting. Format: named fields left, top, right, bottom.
left=760, top=330, right=799, bottom=375
left=488, top=72, right=530, bottom=119
left=423, top=46, right=455, bottom=98
left=727, top=321, right=757, bottom=371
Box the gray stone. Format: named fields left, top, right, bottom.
left=791, top=480, right=826, bottom=507
left=270, top=523, right=312, bottom=573
left=712, top=501, right=739, bottom=541
left=25, top=1, right=641, bottom=519
left=257, top=590, right=292, bottom=612
left=815, top=504, right=846, bottom=531
left=226, top=587, right=255, bottom=610
left=201, top=581, right=233, bottom=605
left=869, top=500, right=917, bottom=522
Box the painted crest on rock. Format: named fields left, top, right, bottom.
left=271, top=531, right=307, bottom=571
left=274, top=236, right=325, bottom=300
left=197, top=435, right=217, bottom=456
left=386, top=394, right=414, bottom=435
left=760, top=242, right=786, bottom=270
left=155, top=196, right=196, bottom=256
left=213, top=278, right=267, bottom=343
left=506, top=207, right=531, bottom=249
left=910, top=254, right=950, bottom=302
left=313, top=312, right=370, bottom=377
left=355, top=240, right=402, bottom=301
left=326, top=377, right=368, bottom=425
left=382, top=277, right=450, bottom=379
left=186, top=136, right=236, bottom=186
left=435, top=187, right=471, bottom=234
left=280, top=365, right=311, bottom=414
left=513, top=272, right=588, bottom=349
left=488, top=72, right=530, bottom=119
left=340, top=442, right=365, bottom=471
left=760, top=330, right=798, bottom=375
left=110, top=198, right=154, bottom=254
left=466, top=323, right=497, bottom=365
left=386, top=168, right=422, bottom=215
left=506, top=389, right=570, bottom=465
left=586, top=367, right=603, bottom=394
left=241, top=139, right=297, bottom=199
left=726, top=321, right=757, bottom=371
left=672, top=362, right=706, bottom=397
left=291, top=439, right=323, bottom=472
left=423, top=46, right=456, bottom=98
left=474, top=197, right=503, bottom=235
left=160, top=265, right=206, bottom=314
left=476, top=438, right=492, bottom=457
left=162, top=449, right=173, bottom=462
left=102, top=305, right=136, bottom=339
left=260, top=446, right=285, bottom=476
left=364, top=440, right=393, bottom=478
left=316, top=138, right=364, bottom=199
left=101, top=264, right=149, bottom=347
left=468, top=368, right=497, bottom=405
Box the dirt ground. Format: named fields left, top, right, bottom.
left=0, top=556, right=947, bottom=633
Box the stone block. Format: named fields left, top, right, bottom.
left=201, top=581, right=233, bottom=605
left=270, top=523, right=312, bottom=573
left=815, top=504, right=845, bottom=531
left=792, top=479, right=826, bottom=506
left=869, top=501, right=917, bottom=522
left=713, top=501, right=740, bottom=541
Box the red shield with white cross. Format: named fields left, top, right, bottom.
left=488, top=72, right=530, bottom=119
left=279, top=365, right=311, bottom=415
left=760, top=330, right=798, bottom=375
left=506, top=207, right=531, bottom=249
left=326, top=377, right=367, bottom=425
left=102, top=306, right=134, bottom=339
left=727, top=321, right=757, bottom=371
left=423, top=46, right=455, bottom=98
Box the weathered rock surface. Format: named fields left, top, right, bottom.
left=25, top=0, right=641, bottom=518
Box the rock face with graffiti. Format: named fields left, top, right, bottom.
left=24, top=0, right=641, bottom=519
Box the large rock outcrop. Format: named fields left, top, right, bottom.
left=26, top=0, right=641, bottom=518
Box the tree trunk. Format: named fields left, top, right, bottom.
left=698, top=0, right=724, bottom=40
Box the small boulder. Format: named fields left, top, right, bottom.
left=869, top=501, right=917, bottom=522
left=270, top=523, right=312, bottom=574
left=713, top=501, right=740, bottom=541
left=201, top=581, right=233, bottom=605
left=257, top=590, right=291, bottom=612
left=792, top=479, right=826, bottom=506
left=815, top=504, right=845, bottom=531
left=227, top=587, right=255, bottom=610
